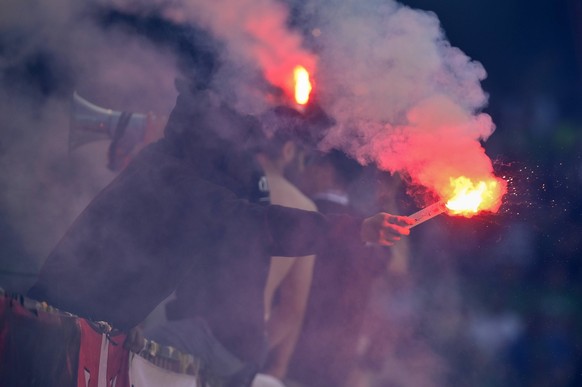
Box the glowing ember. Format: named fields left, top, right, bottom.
left=445, top=176, right=505, bottom=217
left=294, top=65, right=312, bottom=105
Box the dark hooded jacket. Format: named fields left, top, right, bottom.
left=27, top=81, right=362, bottom=365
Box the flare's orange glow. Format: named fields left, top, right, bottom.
left=294, top=66, right=312, bottom=105
left=444, top=176, right=505, bottom=217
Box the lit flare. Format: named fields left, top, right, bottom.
left=444, top=176, right=504, bottom=217
left=293, top=65, right=312, bottom=105
left=408, top=175, right=505, bottom=228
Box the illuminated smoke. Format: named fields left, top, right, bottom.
left=166, top=0, right=317, bottom=100
left=305, top=0, right=498, bottom=203
left=96, top=0, right=317, bottom=111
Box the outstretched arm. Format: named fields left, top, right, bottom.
left=262, top=205, right=413, bottom=257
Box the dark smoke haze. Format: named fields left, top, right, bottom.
left=1, top=0, right=181, bottom=272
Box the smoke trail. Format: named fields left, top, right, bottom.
left=165, top=0, right=317, bottom=100
left=300, top=0, right=498, bottom=203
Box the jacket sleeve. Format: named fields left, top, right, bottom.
left=173, top=166, right=364, bottom=258
left=263, top=205, right=364, bottom=258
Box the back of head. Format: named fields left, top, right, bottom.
left=257, top=104, right=334, bottom=158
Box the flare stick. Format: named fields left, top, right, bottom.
left=408, top=201, right=447, bottom=228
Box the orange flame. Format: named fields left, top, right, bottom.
left=444, top=176, right=505, bottom=217
left=294, top=65, right=312, bottom=105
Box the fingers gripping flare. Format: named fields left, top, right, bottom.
left=361, top=213, right=413, bottom=246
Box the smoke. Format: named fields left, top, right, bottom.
left=300, top=0, right=497, bottom=201
left=0, top=0, right=180, bottom=271
left=161, top=0, right=317, bottom=100
left=90, top=0, right=317, bottom=113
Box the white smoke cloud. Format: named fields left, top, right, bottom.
left=305, top=0, right=498, bottom=200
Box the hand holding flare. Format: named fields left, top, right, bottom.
left=361, top=213, right=414, bottom=246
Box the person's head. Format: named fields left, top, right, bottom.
left=164, top=83, right=263, bottom=156
left=256, top=106, right=315, bottom=176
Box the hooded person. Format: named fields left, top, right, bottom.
left=144, top=105, right=325, bottom=386
left=27, top=20, right=413, bottom=387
